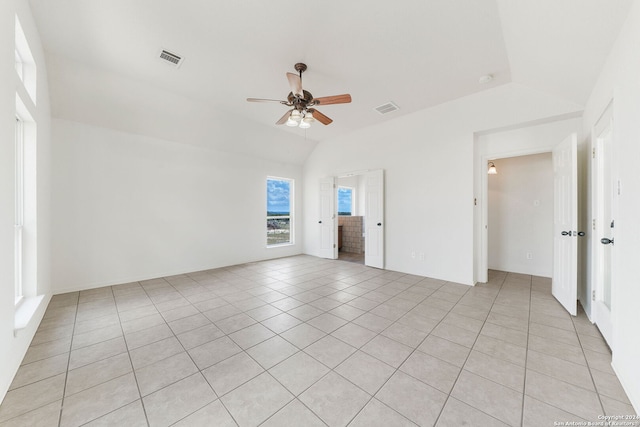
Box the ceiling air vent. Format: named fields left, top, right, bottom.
left=158, top=49, right=183, bottom=68
left=374, top=102, right=399, bottom=115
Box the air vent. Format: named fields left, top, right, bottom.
left=374, top=102, right=399, bottom=115
left=158, top=49, right=183, bottom=68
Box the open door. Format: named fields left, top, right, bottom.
left=552, top=133, right=578, bottom=315
left=593, top=117, right=614, bottom=347
left=364, top=170, right=384, bottom=268
left=319, top=177, right=337, bottom=259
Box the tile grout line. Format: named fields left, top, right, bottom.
left=339, top=276, right=493, bottom=426
left=249, top=264, right=421, bottom=425
left=284, top=271, right=428, bottom=426
left=57, top=291, right=80, bottom=427
left=242, top=263, right=395, bottom=426
left=571, top=309, right=608, bottom=418
left=520, top=274, right=534, bottom=427
left=431, top=271, right=509, bottom=427
left=112, top=283, right=152, bottom=427
left=136, top=276, right=233, bottom=427
left=131, top=271, right=256, bottom=425
left=132, top=263, right=345, bottom=426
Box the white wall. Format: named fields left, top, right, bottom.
left=0, top=0, right=52, bottom=402
left=488, top=153, right=553, bottom=276
left=582, top=0, right=640, bottom=412
left=52, top=119, right=303, bottom=293
left=303, top=83, right=583, bottom=285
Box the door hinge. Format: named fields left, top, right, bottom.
left=592, top=290, right=596, bottom=301
left=592, top=148, right=596, bottom=159
left=592, top=219, right=596, bottom=230
left=333, top=244, right=336, bottom=248
left=474, top=198, right=477, bottom=206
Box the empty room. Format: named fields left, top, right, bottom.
left=1, top=0, right=640, bottom=426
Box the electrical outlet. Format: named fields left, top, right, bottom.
left=526, top=252, right=533, bottom=260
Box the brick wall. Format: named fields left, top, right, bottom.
left=338, top=216, right=364, bottom=254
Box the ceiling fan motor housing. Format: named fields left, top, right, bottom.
left=288, top=90, right=314, bottom=110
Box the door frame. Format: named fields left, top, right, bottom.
left=475, top=146, right=555, bottom=283
left=591, top=101, right=614, bottom=346
left=322, top=169, right=385, bottom=268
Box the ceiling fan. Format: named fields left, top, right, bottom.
left=247, top=63, right=352, bottom=128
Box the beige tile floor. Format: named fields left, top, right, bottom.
left=0, top=255, right=637, bottom=427
left=337, top=251, right=364, bottom=264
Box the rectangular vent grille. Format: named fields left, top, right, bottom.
left=159, top=49, right=183, bottom=67
left=374, top=102, right=399, bottom=115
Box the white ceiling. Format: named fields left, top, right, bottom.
left=28, top=0, right=632, bottom=143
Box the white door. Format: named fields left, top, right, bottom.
left=364, top=170, right=384, bottom=268
left=319, top=177, right=337, bottom=259
left=552, top=133, right=578, bottom=315
left=594, top=121, right=614, bottom=346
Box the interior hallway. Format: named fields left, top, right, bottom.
left=0, top=256, right=636, bottom=427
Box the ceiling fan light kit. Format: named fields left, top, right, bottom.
left=247, top=63, right=352, bottom=128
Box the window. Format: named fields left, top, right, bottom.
left=267, top=177, right=293, bottom=246
left=15, top=116, right=24, bottom=305
left=338, top=186, right=354, bottom=216
left=15, top=16, right=36, bottom=103
left=15, top=49, right=24, bottom=81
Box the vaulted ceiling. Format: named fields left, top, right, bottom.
left=29, top=0, right=632, bottom=144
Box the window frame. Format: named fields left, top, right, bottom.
left=15, top=116, right=24, bottom=305
left=266, top=176, right=294, bottom=247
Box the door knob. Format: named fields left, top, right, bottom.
left=318, top=221, right=322, bottom=224
left=561, top=231, right=571, bottom=236
left=377, top=223, right=382, bottom=226
left=601, top=238, right=614, bottom=245
left=577, top=231, right=585, bottom=237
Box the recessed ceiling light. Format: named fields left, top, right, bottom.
left=479, top=74, right=493, bottom=84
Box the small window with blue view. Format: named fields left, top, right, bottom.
left=338, top=187, right=353, bottom=216
left=267, top=177, right=293, bottom=246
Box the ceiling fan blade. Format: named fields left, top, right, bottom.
left=247, top=98, right=289, bottom=104
left=276, top=109, right=293, bottom=125
left=311, top=94, right=352, bottom=106
left=286, top=72, right=303, bottom=97
left=309, top=109, right=333, bottom=125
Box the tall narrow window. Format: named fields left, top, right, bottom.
left=15, top=16, right=36, bottom=103
left=267, top=177, right=293, bottom=246
left=15, top=116, right=24, bottom=305
left=338, top=187, right=354, bottom=216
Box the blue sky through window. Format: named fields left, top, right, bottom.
left=267, top=178, right=291, bottom=214
left=338, top=187, right=352, bottom=214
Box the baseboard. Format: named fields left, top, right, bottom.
left=52, top=252, right=304, bottom=295
left=611, top=360, right=640, bottom=414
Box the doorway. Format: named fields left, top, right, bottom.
left=336, top=176, right=365, bottom=264
left=487, top=153, right=554, bottom=277
left=318, top=169, right=385, bottom=268
left=475, top=129, right=581, bottom=316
